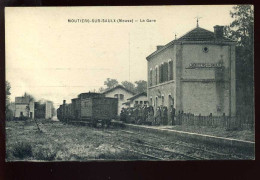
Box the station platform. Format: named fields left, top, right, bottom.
left=111, top=120, right=255, bottom=152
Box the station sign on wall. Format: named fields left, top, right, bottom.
left=186, top=63, right=223, bottom=69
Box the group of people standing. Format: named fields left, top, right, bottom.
left=120, top=104, right=177, bottom=126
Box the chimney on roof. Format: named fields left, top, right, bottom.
left=156, top=46, right=164, bottom=50
left=214, top=25, right=224, bottom=39
left=63, top=100, right=66, bottom=104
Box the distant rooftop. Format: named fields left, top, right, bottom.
left=127, top=92, right=147, bottom=101
left=15, top=96, right=31, bottom=104
left=77, top=92, right=104, bottom=99
left=102, top=85, right=135, bottom=95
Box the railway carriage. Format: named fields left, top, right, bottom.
left=57, top=92, right=118, bottom=127
left=79, top=96, right=118, bottom=127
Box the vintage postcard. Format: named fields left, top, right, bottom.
left=5, top=5, right=254, bottom=161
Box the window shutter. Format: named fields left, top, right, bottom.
left=163, top=63, right=166, bottom=82
left=160, top=64, right=163, bottom=83
left=169, top=61, right=173, bottom=80
left=165, top=62, right=168, bottom=81
left=155, top=67, right=157, bottom=85
left=159, top=65, right=161, bottom=83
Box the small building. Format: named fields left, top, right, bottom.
left=123, top=92, right=148, bottom=108
left=8, top=102, right=16, bottom=117
left=102, top=85, right=135, bottom=115
left=147, top=25, right=236, bottom=116
left=14, top=96, right=34, bottom=119
left=45, top=101, right=53, bottom=119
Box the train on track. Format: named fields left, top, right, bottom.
left=57, top=92, right=118, bottom=127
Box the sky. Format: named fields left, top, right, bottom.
left=5, top=5, right=234, bottom=108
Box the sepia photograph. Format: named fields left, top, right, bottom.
left=5, top=5, right=254, bottom=161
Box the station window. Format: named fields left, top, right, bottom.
left=120, top=94, right=124, bottom=100
left=114, top=94, right=118, bottom=99
left=135, top=101, right=138, bottom=104
left=162, top=96, right=165, bottom=106
left=203, top=47, right=209, bottom=53
left=155, top=67, right=158, bottom=85
left=140, top=101, right=143, bottom=104
left=158, top=62, right=173, bottom=83
left=144, top=101, right=147, bottom=104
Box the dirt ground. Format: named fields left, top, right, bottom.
left=5, top=120, right=137, bottom=161
left=5, top=119, right=255, bottom=161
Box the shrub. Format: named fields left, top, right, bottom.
left=78, top=132, right=86, bottom=138
left=12, top=142, right=33, bottom=159
left=6, top=109, right=13, bottom=121
left=34, top=147, right=57, bottom=161
left=19, top=116, right=28, bottom=121
left=114, top=116, right=120, bottom=120
left=6, top=148, right=14, bottom=160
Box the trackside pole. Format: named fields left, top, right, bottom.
left=34, top=118, right=41, bottom=132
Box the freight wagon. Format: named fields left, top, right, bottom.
left=57, top=92, right=118, bottom=127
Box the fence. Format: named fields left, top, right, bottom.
left=175, top=113, right=254, bottom=130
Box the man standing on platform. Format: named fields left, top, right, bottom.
left=170, top=105, right=176, bottom=126
left=163, top=106, right=168, bottom=125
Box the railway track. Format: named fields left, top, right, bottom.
left=61, top=121, right=254, bottom=160
left=38, top=121, right=253, bottom=160
left=119, top=137, right=203, bottom=160
left=118, top=129, right=254, bottom=160
left=92, top=127, right=250, bottom=160
left=120, top=130, right=230, bottom=159
left=99, top=129, right=205, bottom=160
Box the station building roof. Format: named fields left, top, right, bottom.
left=15, top=96, right=30, bottom=104
left=146, top=26, right=235, bottom=60
left=178, top=27, right=233, bottom=42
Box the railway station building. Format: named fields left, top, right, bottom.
left=146, top=25, right=236, bottom=116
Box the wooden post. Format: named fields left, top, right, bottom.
left=198, top=114, right=201, bottom=126
left=209, top=113, right=212, bottom=127
left=223, top=113, right=228, bottom=130
left=34, top=118, right=41, bottom=132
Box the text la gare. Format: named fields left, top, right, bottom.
left=140, top=19, right=156, bottom=23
